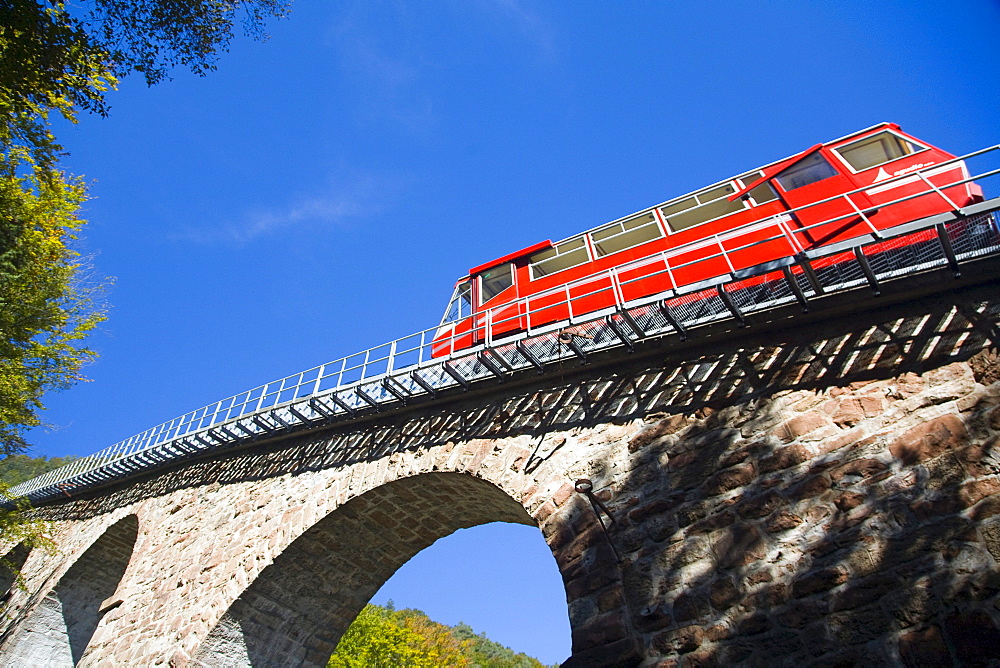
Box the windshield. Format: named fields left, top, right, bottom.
left=440, top=280, right=472, bottom=325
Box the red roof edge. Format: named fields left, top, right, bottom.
left=470, top=240, right=553, bottom=275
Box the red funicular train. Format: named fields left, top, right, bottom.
left=432, top=123, right=984, bottom=357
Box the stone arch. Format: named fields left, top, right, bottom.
left=0, top=514, right=139, bottom=666
left=0, top=543, right=32, bottom=605
left=193, top=471, right=553, bottom=666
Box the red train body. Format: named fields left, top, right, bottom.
left=432, top=123, right=984, bottom=357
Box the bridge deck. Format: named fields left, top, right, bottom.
left=7, top=150, right=1000, bottom=505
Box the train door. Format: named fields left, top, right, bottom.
left=771, top=148, right=876, bottom=249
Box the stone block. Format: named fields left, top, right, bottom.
left=708, top=578, right=739, bottom=611
left=898, top=624, right=950, bottom=667
left=737, top=490, right=785, bottom=520
left=764, top=511, right=803, bottom=534
left=773, top=412, right=835, bottom=443
left=711, top=523, right=766, bottom=570
left=652, top=624, right=704, bottom=655
left=736, top=612, right=771, bottom=636
left=679, top=648, right=719, bottom=667
left=959, top=477, right=1000, bottom=508
left=944, top=609, right=1000, bottom=665
left=702, top=463, right=755, bottom=496
left=628, top=498, right=678, bottom=524
left=980, top=519, right=1000, bottom=561
left=889, top=414, right=970, bottom=465
left=758, top=444, right=810, bottom=474
left=671, top=591, right=710, bottom=624
left=827, top=606, right=893, bottom=645
left=686, top=510, right=735, bottom=536
left=792, top=567, right=848, bottom=598
left=829, top=572, right=897, bottom=613
left=787, top=474, right=832, bottom=500
left=923, top=452, right=968, bottom=491
left=630, top=414, right=689, bottom=451
left=828, top=458, right=889, bottom=483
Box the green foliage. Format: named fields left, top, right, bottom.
left=329, top=604, right=470, bottom=668
left=0, top=0, right=116, bottom=167
left=0, top=0, right=290, bottom=454
left=0, top=0, right=290, bottom=167
left=0, top=149, right=106, bottom=455
left=452, top=623, right=548, bottom=668
left=0, top=452, right=77, bottom=486
left=329, top=603, right=554, bottom=668
left=0, top=481, right=54, bottom=589
left=86, top=0, right=292, bottom=86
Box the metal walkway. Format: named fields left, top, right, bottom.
left=7, top=150, right=1000, bottom=505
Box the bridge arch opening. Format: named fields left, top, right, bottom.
left=0, top=543, right=32, bottom=607
left=0, top=514, right=138, bottom=665
left=193, top=471, right=568, bottom=666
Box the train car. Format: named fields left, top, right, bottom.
left=432, top=123, right=984, bottom=357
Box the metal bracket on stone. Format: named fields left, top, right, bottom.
left=575, top=478, right=620, bottom=563
left=559, top=330, right=589, bottom=363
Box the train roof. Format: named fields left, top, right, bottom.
left=465, top=122, right=902, bottom=278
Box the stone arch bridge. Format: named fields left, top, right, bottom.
left=2, top=265, right=1000, bottom=666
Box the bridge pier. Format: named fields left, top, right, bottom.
left=1, top=281, right=999, bottom=666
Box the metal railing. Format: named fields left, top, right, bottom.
left=7, top=146, right=1000, bottom=504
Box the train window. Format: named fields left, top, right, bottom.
left=591, top=213, right=662, bottom=257
left=659, top=182, right=747, bottom=232
left=529, top=237, right=589, bottom=279
left=480, top=262, right=515, bottom=303
left=834, top=131, right=926, bottom=172
left=773, top=152, right=838, bottom=191
left=440, top=280, right=472, bottom=324
left=738, top=172, right=779, bottom=204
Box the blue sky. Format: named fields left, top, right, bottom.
left=29, top=0, right=1000, bottom=662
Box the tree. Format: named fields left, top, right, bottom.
left=0, top=0, right=291, bottom=457
left=328, top=603, right=554, bottom=667
left=329, top=604, right=472, bottom=668
left=0, top=149, right=104, bottom=455
left=0, top=452, right=77, bottom=486
left=1, top=0, right=291, bottom=166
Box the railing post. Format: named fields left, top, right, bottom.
left=915, top=171, right=962, bottom=215
left=843, top=193, right=880, bottom=237
left=386, top=340, right=397, bottom=375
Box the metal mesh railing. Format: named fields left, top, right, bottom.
left=7, top=147, right=1000, bottom=504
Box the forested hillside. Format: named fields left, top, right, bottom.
left=329, top=603, right=555, bottom=667
left=0, top=454, right=77, bottom=487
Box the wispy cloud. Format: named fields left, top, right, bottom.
left=486, top=0, right=559, bottom=63
left=173, top=172, right=398, bottom=245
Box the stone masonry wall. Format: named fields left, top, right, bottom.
left=0, top=285, right=997, bottom=666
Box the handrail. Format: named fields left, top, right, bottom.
left=5, top=145, right=999, bottom=504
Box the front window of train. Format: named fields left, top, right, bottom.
left=440, top=280, right=472, bottom=325
left=834, top=131, right=927, bottom=172
left=774, top=152, right=838, bottom=191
